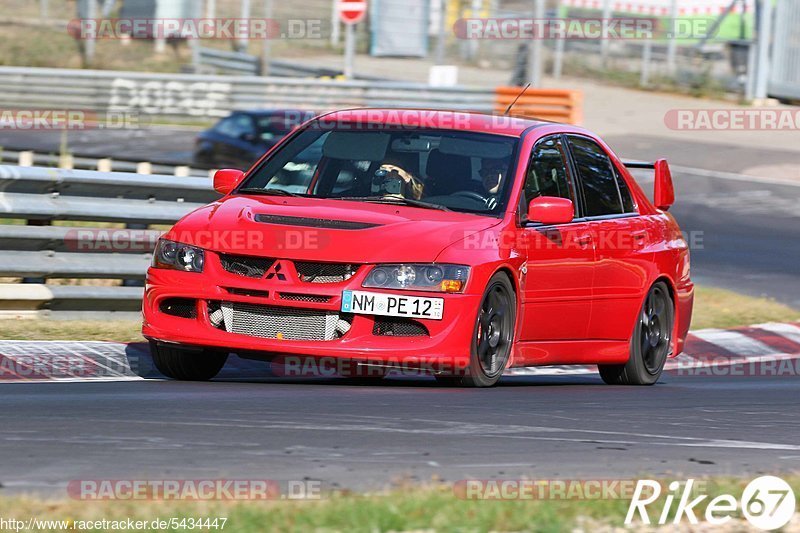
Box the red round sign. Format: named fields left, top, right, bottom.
left=339, top=0, right=368, bottom=25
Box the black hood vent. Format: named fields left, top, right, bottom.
left=254, top=214, right=381, bottom=230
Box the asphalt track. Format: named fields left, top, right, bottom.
left=1, top=372, right=799, bottom=495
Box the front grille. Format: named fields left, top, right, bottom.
left=255, top=214, right=381, bottom=230
left=373, top=317, right=429, bottom=337
left=279, top=292, right=331, bottom=303
left=219, top=254, right=275, bottom=278
left=294, top=262, right=357, bottom=283
left=159, top=298, right=197, bottom=319
left=217, top=301, right=352, bottom=341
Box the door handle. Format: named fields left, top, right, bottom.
left=632, top=231, right=648, bottom=244
left=576, top=234, right=593, bottom=248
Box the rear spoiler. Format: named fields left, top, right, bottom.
left=623, top=159, right=675, bottom=211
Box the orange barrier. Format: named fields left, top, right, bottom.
left=495, top=87, right=583, bottom=125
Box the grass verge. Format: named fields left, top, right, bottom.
left=691, top=286, right=800, bottom=330
left=0, top=476, right=798, bottom=532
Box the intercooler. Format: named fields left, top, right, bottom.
left=215, top=301, right=350, bottom=341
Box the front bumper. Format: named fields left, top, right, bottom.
left=142, top=259, right=481, bottom=370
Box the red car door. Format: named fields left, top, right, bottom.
left=566, top=135, right=653, bottom=341
left=518, top=135, right=595, bottom=343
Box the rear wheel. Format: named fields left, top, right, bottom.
left=437, top=273, right=516, bottom=388
left=598, top=282, right=674, bottom=385
left=150, top=342, right=228, bottom=381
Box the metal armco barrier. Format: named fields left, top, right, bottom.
left=0, top=66, right=497, bottom=120
left=495, top=87, right=583, bottom=125
left=0, top=165, right=217, bottom=317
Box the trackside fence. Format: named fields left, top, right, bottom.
left=0, top=66, right=583, bottom=124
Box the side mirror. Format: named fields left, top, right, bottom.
left=654, top=159, right=675, bottom=211
left=527, top=196, right=574, bottom=225
left=213, top=169, right=244, bottom=195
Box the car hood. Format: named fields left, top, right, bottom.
left=165, top=195, right=503, bottom=263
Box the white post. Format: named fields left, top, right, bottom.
left=344, top=22, right=356, bottom=79
left=600, top=0, right=611, bottom=65
left=436, top=0, right=447, bottom=65
left=85, top=0, right=97, bottom=64
left=331, top=0, right=341, bottom=46
left=640, top=38, right=652, bottom=87
left=136, top=162, right=152, bottom=175
left=528, top=0, right=545, bottom=86
left=40, top=0, right=49, bottom=19
left=666, top=0, right=678, bottom=75
left=206, top=0, right=216, bottom=18
left=239, top=0, right=252, bottom=52
left=262, top=0, right=273, bottom=75
left=754, top=0, right=773, bottom=100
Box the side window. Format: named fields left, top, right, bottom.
left=567, top=136, right=624, bottom=217
left=525, top=136, right=575, bottom=208
left=216, top=114, right=254, bottom=138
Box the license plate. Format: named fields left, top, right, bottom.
left=341, top=290, right=444, bottom=320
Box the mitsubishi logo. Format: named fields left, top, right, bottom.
left=265, top=261, right=287, bottom=281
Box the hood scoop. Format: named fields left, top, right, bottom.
left=254, top=214, right=382, bottom=230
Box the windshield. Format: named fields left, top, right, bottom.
left=236, top=125, right=519, bottom=215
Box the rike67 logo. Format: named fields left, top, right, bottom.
left=626, top=476, right=796, bottom=530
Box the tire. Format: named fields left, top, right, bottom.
left=438, top=272, right=516, bottom=388
left=150, top=341, right=228, bottom=381
left=598, top=281, right=674, bottom=385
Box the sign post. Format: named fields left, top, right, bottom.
left=339, top=0, right=368, bottom=79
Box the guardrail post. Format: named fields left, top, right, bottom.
left=18, top=151, right=34, bottom=167
left=174, top=166, right=191, bottom=177
left=97, top=158, right=113, bottom=172
left=59, top=154, right=74, bottom=170
left=137, top=162, right=152, bottom=175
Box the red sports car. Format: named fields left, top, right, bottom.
left=143, top=109, right=693, bottom=387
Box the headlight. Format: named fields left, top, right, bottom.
left=363, top=264, right=469, bottom=293
left=152, top=239, right=205, bottom=273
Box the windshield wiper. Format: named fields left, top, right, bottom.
left=338, top=196, right=451, bottom=212
left=236, top=188, right=307, bottom=197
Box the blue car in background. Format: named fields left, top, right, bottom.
left=193, top=109, right=315, bottom=170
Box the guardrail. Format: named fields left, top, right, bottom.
left=495, top=87, right=583, bottom=124
left=0, top=150, right=210, bottom=178
left=0, top=66, right=498, bottom=121
left=197, top=47, right=261, bottom=76
left=0, top=165, right=216, bottom=318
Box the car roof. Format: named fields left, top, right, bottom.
left=315, top=108, right=552, bottom=137
left=232, top=109, right=313, bottom=117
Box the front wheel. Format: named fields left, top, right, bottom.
left=150, top=342, right=228, bottom=381
left=598, top=281, right=674, bottom=385
left=438, top=273, right=516, bottom=388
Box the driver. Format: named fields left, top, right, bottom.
left=479, top=157, right=508, bottom=209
